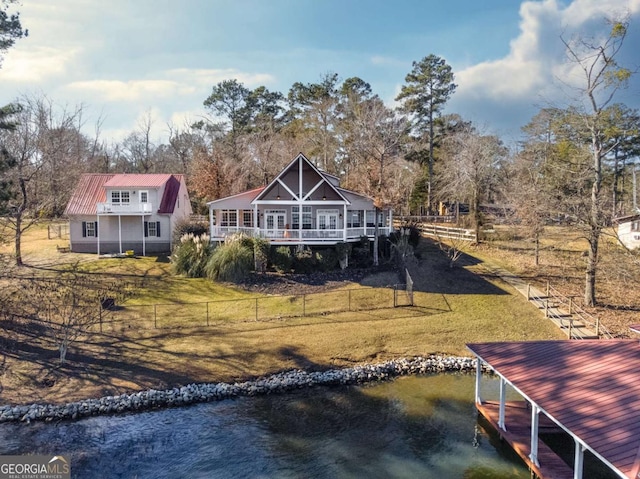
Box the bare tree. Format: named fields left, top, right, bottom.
left=438, top=123, right=507, bottom=242
left=561, top=17, right=633, bottom=306
left=11, top=265, right=131, bottom=364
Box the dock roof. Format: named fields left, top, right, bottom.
left=467, top=340, right=640, bottom=478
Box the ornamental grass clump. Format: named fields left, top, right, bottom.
left=171, top=233, right=212, bottom=278
left=205, top=233, right=254, bottom=282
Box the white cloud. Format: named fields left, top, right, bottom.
left=1, top=46, right=80, bottom=82
left=450, top=0, right=640, bottom=133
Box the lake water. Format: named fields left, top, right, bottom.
left=0, top=374, right=531, bottom=478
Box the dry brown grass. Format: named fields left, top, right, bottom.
left=0, top=223, right=572, bottom=406
left=476, top=225, right=640, bottom=337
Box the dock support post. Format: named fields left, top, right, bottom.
left=529, top=404, right=540, bottom=467
left=574, top=440, right=584, bottom=479
left=475, top=358, right=482, bottom=405
left=498, top=377, right=506, bottom=431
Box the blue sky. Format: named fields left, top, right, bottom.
left=1, top=0, right=639, bottom=145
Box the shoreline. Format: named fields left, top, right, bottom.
left=0, top=356, right=485, bottom=424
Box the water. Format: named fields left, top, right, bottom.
left=0, top=374, right=530, bottom=479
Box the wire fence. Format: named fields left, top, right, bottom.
left=97, top=285, right=411, bottom=332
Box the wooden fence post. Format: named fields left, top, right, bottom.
left=545, top=299, right=549, bottom=318
left=527, top=284, right=531, bottom=300
left=206, top=302, right=209, bottom=327
left=546, top=281, right=550, bottom=297
left=154, top=304, right=157, bottom=329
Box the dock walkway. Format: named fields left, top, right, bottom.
left=477, top=401, right=574, bottom=479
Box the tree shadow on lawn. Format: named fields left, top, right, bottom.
left=408, top=239, right=509, bottom=296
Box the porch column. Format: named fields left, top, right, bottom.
left=573, top=440, right=584, bottom=479
left=141, top=216, right=146, bottom=257
left=236, top=209, right=240, bottom=233
left=389, top=209, right=393, bottom=234
left=343, top=204, right=347, bottom=241
left=498, top=377, right=506, bottom=430
left=97, top=216, right=100, bottom=256
left=474, top=358, right=482, bottom=404
left=530, top=404, right=540, bottom=467
left=118, top=215, right=122, bottom=254
left=209, top=206, right=214, bottom=238
left=254, top=205, right=259, bottom=238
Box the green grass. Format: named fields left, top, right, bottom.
left=0, top=223, right=566, bottom=406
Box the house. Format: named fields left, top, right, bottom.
left=615, top=212, right=640, bottom=250
left=64, top=173, right=192, bottom=255
left=207, top=153, right=393, bottom=246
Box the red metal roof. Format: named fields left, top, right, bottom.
left=467, top=340, right=640, bottom=478
left=158, top=175, right=181, bottom=214
left=104, top=174, right=173, bottom=188
left=65, top=173, right=184, bottom=216
left=63, top=174, right=114, bottom=215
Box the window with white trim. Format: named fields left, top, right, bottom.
left=140, top=191, right=149, bottom=203
left=221, top=210, right=238, bottom=227
left=292, top=205, right=312, bottom=229
left=632, top=221, right=640, bottom=232
left=242, top=210, right=254, bottom=227
left=86, top=222, right=96, bottom=237
left=111, top=190, right=130, bottom=204
left=147, top=221, right=157, bottom=237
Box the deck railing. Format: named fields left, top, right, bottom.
left=97, top=202, right=153, bottom=214
left=210, top=226, right=391, bottom=242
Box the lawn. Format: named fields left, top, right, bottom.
left=0, top=222, right=568, bottom=406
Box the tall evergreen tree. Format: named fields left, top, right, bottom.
left=395, top=55, right=457, bottom=214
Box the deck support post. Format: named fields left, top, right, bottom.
left=498, top=377, right=506, bottom=430
left=529, top=403, right=540, bottom=467
left=118, top=215, right=122, bottom=254
left=573, top=440, right=584, bottom=479
left=474, top=358, right=482, bottom=404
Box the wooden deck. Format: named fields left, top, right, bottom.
left=477, top=400, right=574, bottom=479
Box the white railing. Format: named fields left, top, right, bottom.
left=210, top=226, right=391, bottom=242
left=97, top=202, right=153, bottom=214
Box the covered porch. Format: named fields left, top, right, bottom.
left=209, top=204, right=392, bottom=245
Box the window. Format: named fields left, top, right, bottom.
left=82, top=221, right=98, bottom=237
left=144, top=221, right=161, bottom=237
left=292, top=205, right=312, bottom=229
left=221, top=210, right=238, bottom=227
left=242, top=210, right=254, bottom=227
left=632, top=221, right=640, bottom=232
left=111, top=190, right=130, bottom=204
left=140, top=191, right=148, bottom=203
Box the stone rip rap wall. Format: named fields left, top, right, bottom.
left=0, top=356, right=487, bottom=424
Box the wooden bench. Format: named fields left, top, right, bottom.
left=56, top=244, right=70, bottom=253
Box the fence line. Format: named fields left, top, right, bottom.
left=413, top=223, right=477, bottom=242
left=47, top=222, right=69, bottom=240
left=99, top=285, right=411, bottom=332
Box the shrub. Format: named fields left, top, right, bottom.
left=171, top=233, right=212, bottom=278
left=205, top=238, right=254, bottom=282
left=293, top=247, right=317, bottom=273
left=173, top=218, right=209, bottom=245
left=271, top=246, right=293, bottom=273
left=252, top=236, right=270, bottom=273
left=315, top=248, right=339, bottom=271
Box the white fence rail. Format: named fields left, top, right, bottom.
left=415, top=223, right=477, bottom=242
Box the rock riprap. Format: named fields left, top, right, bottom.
left=0, top=356, right=487, bottom=423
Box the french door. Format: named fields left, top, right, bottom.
left=265, top=210, right=286, bottom=238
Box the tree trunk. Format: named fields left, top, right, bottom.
left=534, top=230, right=540, bottom=266
left=373, top=206, right=380, bottom=267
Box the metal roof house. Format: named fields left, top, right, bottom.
left=64, top=173, right=192, bottom=255
left=206, top=153, right=394, bottom=246
left=468, top=340, right=640, bottom=479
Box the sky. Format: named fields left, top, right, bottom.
left=1, top=0, right=639, bottom=146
